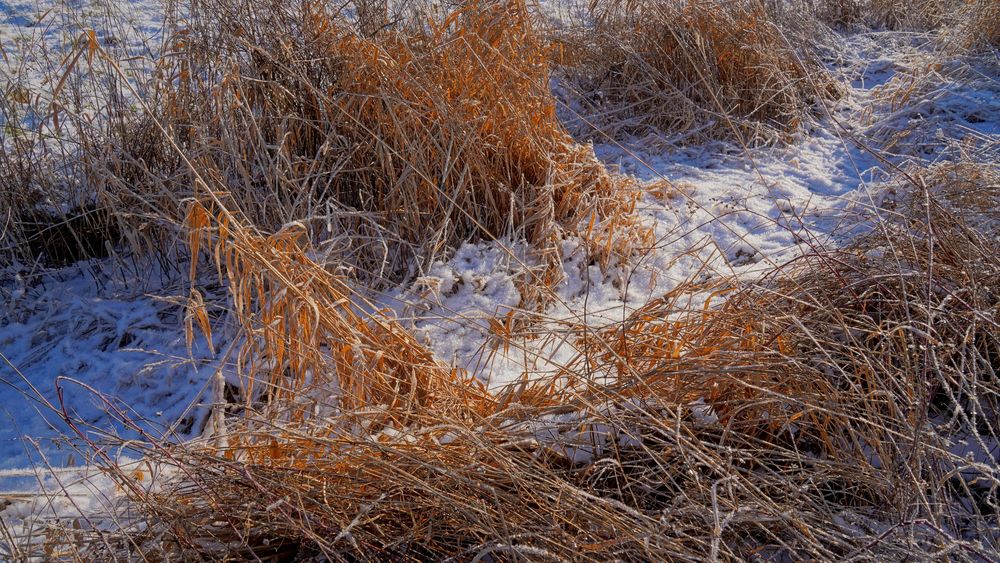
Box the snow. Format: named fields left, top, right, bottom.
left=1, top=0, right=999, bottom=553
left=0, top=261, right=221, bottom=478
left=0, top=456, right=170, bottom=558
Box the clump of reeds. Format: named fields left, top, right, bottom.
left=946, top=0, right=1000, bottom=52
left=71, top=0, right=644, bottom=289
left=805, top=0, right=945, bottom=31
left=555, top=0, right=842, bottom=145
left=185, top=198, right=462, bottom=419
left=863, top=0, right=954, bottom=30
left=815, top=0, right=998, bottom=52
left=29, top=160, right=996, bottom=561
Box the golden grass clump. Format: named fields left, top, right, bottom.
left=91, top=0, right=643, bottom=288
left=862, top=0, right=955, bottom=30
left=556, top=0, right=841, bottom=144
left=947, top=0, right=1000, bottom=51
left=600, top=161, right=1000, bottom=421
left=38, top=162, right=995, bottom=561
left=185, top=198, right=470, bottom=421
left=816, top=0, right=999, bottom=52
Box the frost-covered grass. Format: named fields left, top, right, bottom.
left=1, top=0, right=999, bottom=560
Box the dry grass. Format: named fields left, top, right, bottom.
left=947, top=0, right=1000, bottom=52
left=555, top=0, right=842, bottom=144
left=816, top=0, right=999, bottom=52
left=809, top=0, right=950, bottom=31
left=184, top=199, right=458, bottom=419
left=1, top=0, right=649, bottom=299
left=0, top=17, right=167, bottom=270
left=2, top=1, right=998, bottom=560
left=21, top=161, right=995, bottom=561
left=75, top=0, right=643, bottom=289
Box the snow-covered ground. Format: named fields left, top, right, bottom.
left=1, top=0, right=998, bottom=553
left=0, top=263, right=218, bottom=474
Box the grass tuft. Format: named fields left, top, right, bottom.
left=555, top=0, right=842, bottom=144
left=91, top=0, right=643, bottom=288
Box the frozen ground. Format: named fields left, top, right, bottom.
left=0, top=262, right=221, bottom=473
left=1, top=0, right=999, bottom=552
